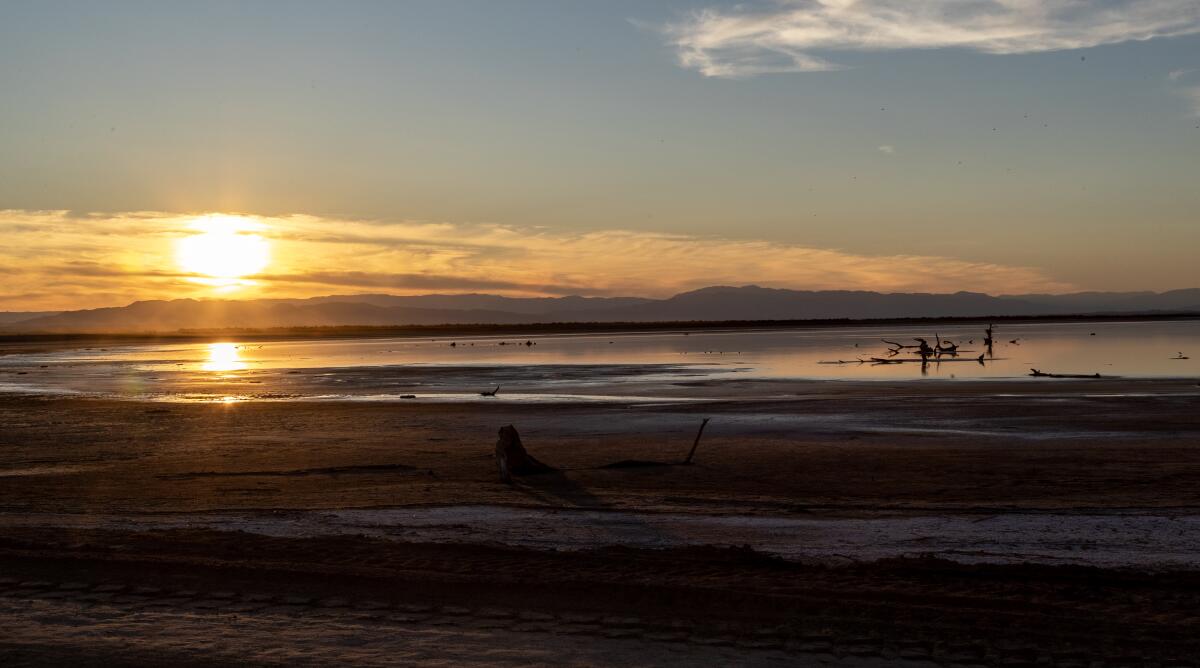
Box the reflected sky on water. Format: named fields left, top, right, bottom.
left=2, top=320, right=1197, bottom=402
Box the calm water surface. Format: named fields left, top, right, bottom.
left=2, top=320, right=1197, bottom=401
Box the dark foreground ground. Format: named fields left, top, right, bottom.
left=2, top=380, right=1200, bottom=665
left=4, top=528, right=1200, bottom=667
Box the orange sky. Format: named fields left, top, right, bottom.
left=0, top=210, right=1076, bottom=311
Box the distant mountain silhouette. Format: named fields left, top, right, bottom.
left=585, top=286, right=1046, bottom=321
left=1002, top=289, right=1200, bottom=313
left=0, top=311, right=60, bottom=326
left=298, top=293, right=654, bottom=314
left=3, top=286, right=1198, bottom=333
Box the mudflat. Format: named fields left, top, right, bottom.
left=3, top=379, right=1200, bottom=665
left=4, top=379, right=1200, bottom=514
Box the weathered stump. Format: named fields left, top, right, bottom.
left=495, top=425, right=552, bottom=484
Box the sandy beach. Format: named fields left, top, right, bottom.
left=3, top=377, right=1200, bottom=665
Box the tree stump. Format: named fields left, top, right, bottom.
left=495, top=425, right=552, bottom=484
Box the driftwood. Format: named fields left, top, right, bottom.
left=935, top=333, right=957, bottom=354
left=884, top=337, right=967, bottom=359
left=601, top=418, right=712, bottom=469
left=1029, top=368, right=1104, bottom=379
left=882, top=339, right=920, bottom=352
left=914, top=338, right=935, bottom=356
left=876, top=327, right=995, bottom=373
left=871, top=357, right=979, bottom=364
left=480, top=385, right=501, bottom=397
left=495, top=425, right=553, bottom=483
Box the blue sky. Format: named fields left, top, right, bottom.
left=1, top=1, right=1199, bottom=308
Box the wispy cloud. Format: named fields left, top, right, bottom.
left=1168, top=68, right=1195, bottom=81
left=0, top=210, right=1073, bottom=310
left=878, top=145, right=896, bottom=154
left=662, top=1, right=1200, bottom=77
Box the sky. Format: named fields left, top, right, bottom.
left=1, top=0, right=1198, bottom=311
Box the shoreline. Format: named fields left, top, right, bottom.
left=3, top=311, right=1198, bottom=354
left=3, top=366, right=1199, bottom=405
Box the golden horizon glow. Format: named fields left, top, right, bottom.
left=0, top=209, right=1093, bottom=312
left=176, top=215, right=271, bottom=287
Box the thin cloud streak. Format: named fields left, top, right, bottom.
left=0, top=210, right=1072, bottom=310
left=256, top=271, right=603, bottom=296
left=662, top=1, right=1200, bottom=77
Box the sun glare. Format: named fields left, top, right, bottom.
left=202, top=342, right=247, bottom=372
left=177, top=215, right=271, bottom=286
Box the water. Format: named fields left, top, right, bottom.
left=2, top=319, right=1197, bottom=402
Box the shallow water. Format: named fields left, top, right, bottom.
left=2, top=319, right=1197, bottom=401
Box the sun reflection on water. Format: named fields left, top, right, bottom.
left=202, top=343, right=247, bottom=372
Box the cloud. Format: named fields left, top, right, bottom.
left=661, top=1, right=1200, bottom=77
left=0, top=210, right=1073, bottom=310
left=1168, top=68, right=1195, bottom=80
left=256, top=271, right=603, bottom=296
left=878, top=144, right=896, bottom=154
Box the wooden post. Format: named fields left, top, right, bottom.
left=683, top=418, right=711, bottom=465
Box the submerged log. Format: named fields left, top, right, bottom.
left=495, top=425, right=553, bottom=484
left=1029, top=368, right=1105, bottom=379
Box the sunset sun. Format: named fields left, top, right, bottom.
left=176, top=215, right=271, bottom=285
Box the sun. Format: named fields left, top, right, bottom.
left=201, top=342, right=247, bottom=372
left=176, top=215, right=271, bottom=285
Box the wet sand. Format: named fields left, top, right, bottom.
left=4, top=379, right=1200, bottom=515
left=3, top=379, right=1200, bottom=665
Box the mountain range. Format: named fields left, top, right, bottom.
left=3, top=286, right=1199, bottom=333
